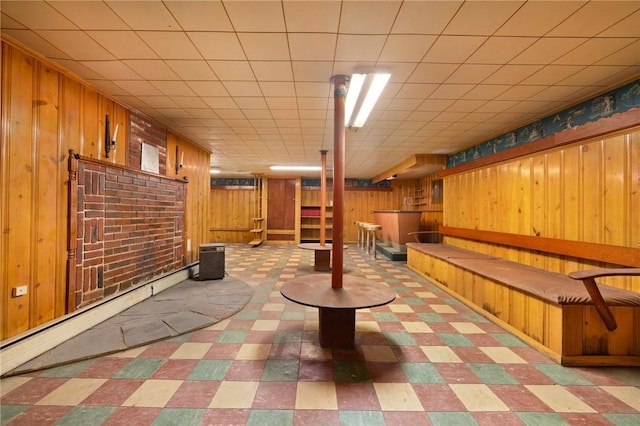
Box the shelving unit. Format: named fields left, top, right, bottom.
left=300, top=205, right=332, bottom=243
left=412, top=187, right=427, bottom=210
left=249, top=175, right=264, bottom=246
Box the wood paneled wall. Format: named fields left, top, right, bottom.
left=167, top=133, right=211, bottom=263
left=443, top=127, right=640, bottom=292
left=209, top=186, right=256, bottom=243
left=1, top=40, right=211, bottom=340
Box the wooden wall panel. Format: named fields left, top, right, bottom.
left=167, top=132, right=211, bottom=262
left=2, top=45, right=35, bottom=338
left=209, top=187, right=255, bottom=244
left=443, top=127, right=640, bottom=293
left=34, top=61, right=61, bottom=324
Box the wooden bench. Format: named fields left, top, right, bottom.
left=407, top=241, right=640, bottom=366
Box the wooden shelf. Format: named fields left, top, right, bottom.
left=299, top=205, right=332, bottom=243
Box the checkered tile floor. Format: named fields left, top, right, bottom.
left=2, top=244, right=639, bottom=425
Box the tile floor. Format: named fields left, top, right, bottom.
left=1, top=244, right=639, bottom=425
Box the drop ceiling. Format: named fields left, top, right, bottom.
left=1, top=1, right=639, bottom=178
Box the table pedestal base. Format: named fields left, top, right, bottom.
left=314, top=250, right=331, bottom=271
left=319, top=307, right=355, bottom=347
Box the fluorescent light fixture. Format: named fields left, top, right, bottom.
left=344, top=73, right=365, bottom=126
left=270, top=165, right=322, bottom=171
left=210, top=168, right=221, bottom=174
left=345, top=72, right=390, bottom=128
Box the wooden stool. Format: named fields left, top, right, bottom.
left=355, top=221, right=369, bottom=249
left=364, top=224, right=382, bottom=258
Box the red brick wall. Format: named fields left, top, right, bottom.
left=74, top=161, right=185, bottom=308
left=129, top=112, right=167, bottom=174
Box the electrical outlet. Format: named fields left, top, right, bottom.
left=12, top=285, right=28, bottom=297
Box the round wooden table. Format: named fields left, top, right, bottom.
left=297, top=243, right=346, bottom=271
left=281, top=274, right=396, bottom=347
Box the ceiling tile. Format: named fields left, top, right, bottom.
left=186, top=81, right=228, bottom=96
left=50, top=1, right=129, bottom=30
left=2, top=29, right=72, bottom=60
left=339, top=1, right=401, bottom=34
left=408, top=63, right=458, bottom=84
left=124, top=60, right=180, bottom=80
left=596, top=40, right=640, bottom=66
left=251, top=61, right=293, bottom=82
left=510, top=38, right=586, bottom=65
left=87, top=31, right=159, bottom=60
left=80, top=61, right=142, bottom=80
left=136, top=96, right=179, bottom=108
left=554, top=38, right=637, bottom=65
left=208, top=61, right=255, bottom=80
left=520, top=65, right=585, bottom=85
left=461, top=84, right=510, bottom=101
left=283, top=1, right=340, bottom=32
left=244, top=110, right=273, bottom=120
left=379, top=35, right=436, bottom=62
left=113, top=80, right=163, bottom=96
left=546, top=1, right=640, bottom=37
left=167, top=60, right=218, bottom=80
left=599, top=9, right=640, bottom=37
left=416, top=99, right=455, bottom=112
left=35, top=31, right=115, bottom=60
left=393, top=1, right=462, bottom=34
left=203, top=97, right=237, bottom=109
left=188, top=32, right=245, bottom=60
left=559, top=65, right=626, bottom=86
left=223, top=1, right=285, bottom=32
left=482, top=64, right=543, bottom=85
left=1, top=1, right=76, bottom=29
left=335, top=35, right=386, bottom=62
left=447, top=99, right=488, bottom=112
left=222, top=81, right=262, bottom=96
left=89, top=80, right=136, bottom=96
left=292, top=62, right=334, bottom=82
left=298, top=98, right=331, bottom=110
left=423, top=35, right=487, bottom=63
left=266, top=98, right=298, bottom=110
left=446, top=64, right=501, bottom=84
left=443, top=1, right=524, bottom=36
left=468, top=37, right=538, bottom=64
left=137, top=32, right=201, bottom=60
left=0, top=13, right=25, bottom=29
left=494, top=1, right=583, bottom=36
left=234, top=97, right=269, bottom=110
left=396, top=83, right=438, bottom=99
left=495, top=85, right=548, bottom=101
left=164, top=1, right=233, bottom=31
left=259, top=82, right=296, bottom=97
left=295, top=82, right=331, bottom=98
left=238, top=33, right=289, bottom=61
left=385, top=98, right=422, bottom=111
left=150, top=81, right=196, bottom=96
left=271, top=110, right=299, bottom=120
left=107, top=1, right=181, bottom=31
left=289, top=34, right=337, bottom=61
left=474, top=100, right=520, bottom=114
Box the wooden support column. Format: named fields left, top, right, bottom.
left=319, top=149, right=328, bottom=246
left=331, top=75, right=347, bottom=289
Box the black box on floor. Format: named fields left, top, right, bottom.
left=199, top=243, right=225, bottom=280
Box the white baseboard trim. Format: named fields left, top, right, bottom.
left=1, top=265, right=197, bottom=377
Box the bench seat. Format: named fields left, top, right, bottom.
left=407, top=243, right=640, bottom=366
